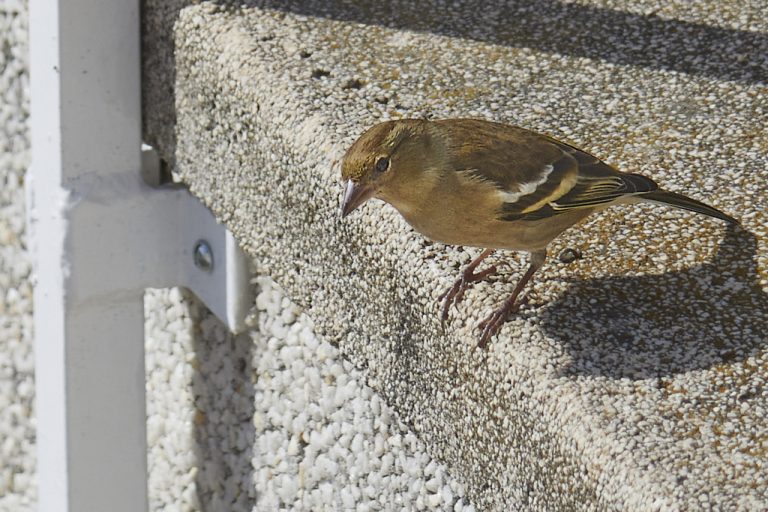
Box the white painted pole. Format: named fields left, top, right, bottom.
left=29, top=0, right=148, bottom=510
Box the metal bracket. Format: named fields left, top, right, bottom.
left=29, top=144, right=252, bottom=335
left=27, top=2, right=251, bottom=510
left=139, top=144, right=252, bottom=334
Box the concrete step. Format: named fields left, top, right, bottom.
left=143, top=2, right=768, bottom=510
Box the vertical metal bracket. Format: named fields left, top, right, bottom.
left=27, top=1, right=251, bottom=510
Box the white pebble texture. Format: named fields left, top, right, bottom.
left=0, top=1, right=35, bottom=510
left=145, top=288, right=201, bottom=512
left=144, top=280, right=472, bottom=511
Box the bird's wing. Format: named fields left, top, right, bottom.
left=440, top=120, right=657, bottom=222
left=506, top=136, right=659, bottom=221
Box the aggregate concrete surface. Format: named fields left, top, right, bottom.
left=141, top=0, right=766, bottom=510
left=0, top=1, right=35, bottom=509
left=145, top=283, right=477, bottom=510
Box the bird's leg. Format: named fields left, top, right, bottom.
left=476, top=250, right=546, bottom=349
left=439, top=248, right=500, bottom=325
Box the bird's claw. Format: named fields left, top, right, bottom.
left=439, top=264, right=501, bottom=326
left=475, top=295, right=529, bottom=350
left=438, top=281, right=461, bottom=328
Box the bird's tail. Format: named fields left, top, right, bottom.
left=640, top=190, right=738, bottom=225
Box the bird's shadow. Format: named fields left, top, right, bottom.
left=537, top=226, right=766, bottom=380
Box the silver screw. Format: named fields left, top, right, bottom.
left=193, top=240, right=214, bottom=272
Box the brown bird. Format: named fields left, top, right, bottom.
left=340, top=118, right=737, bottom=348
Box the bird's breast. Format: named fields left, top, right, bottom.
left=387, top=181, right=597, bottom=251
left=390, top=192, right=539, bottom=251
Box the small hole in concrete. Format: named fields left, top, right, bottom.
left=558, top=247, right=582, bottom=264
left=343, top=78, right=364, bottom=90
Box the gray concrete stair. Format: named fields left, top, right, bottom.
left=143, top=1, right=768, bottom=509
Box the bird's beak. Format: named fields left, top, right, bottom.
left=341, top=180, right=374, bottom=218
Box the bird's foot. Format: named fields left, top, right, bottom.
left=475, top=294, right=529, bottom=350
left=438, top=263, right=506, bottom=327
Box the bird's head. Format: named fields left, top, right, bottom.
left=340, top=119, right=436, bottom=217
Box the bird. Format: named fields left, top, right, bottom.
left=340, top=118, right=738, bottom=348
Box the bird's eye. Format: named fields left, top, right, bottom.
left=374, top=156, right=390, bottom=174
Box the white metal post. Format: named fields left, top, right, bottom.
left=28, top=0, right=148, bottom=510
left=29, top=1, right=253, bottom=509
